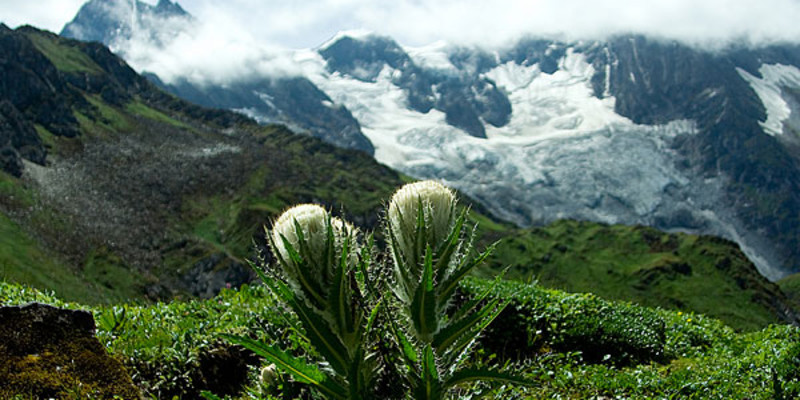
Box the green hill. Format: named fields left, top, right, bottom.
left=481, top=220, right=797, bottom=331
left=0, top=26, right=405, bottom=303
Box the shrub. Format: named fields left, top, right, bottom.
left=463, top=279, right=666, bottom=365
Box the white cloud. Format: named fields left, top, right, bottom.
left=4, top=0, right=800, bottom=49
left=59, top=0, right=302, bottom=85
left=0, top=0, right=87, bottom=32
left=3, top=0, right=799, bottom=86
left=176, top=0, right=800, bottom=49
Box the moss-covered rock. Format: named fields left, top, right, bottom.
left=0, top=303, right=140, bottom=399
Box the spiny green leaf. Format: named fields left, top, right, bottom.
left=411, top=245, right=439, bottom=340
left=324, top=214, right=335, bottom=281
left=419, top=344, right=441, bottom=400
left=442, top=302, right=509, bottom=367
left=254, top=272, right=310, bottom=343
left=433, top=208, right=467, bottom=279
left=450, top=268, right=508, bottom=323
left=279, top=233, right=325, bottom=307
left=388, top=223, right=413, bottom=301
left=221, top=334, right=347, bottom=399
left=433, top=298, right=501, bottom=354
left=358, top=233, right=377, bottom=299
left=348, top=347, right=364, bottom=400
left=438, top=242, right=497, bottom=305
left=391, top=317, right=419, bottom=366
left=280, top=282, right=352, bottom=376
left=331, top=235, right=352, bottom=335
left=365, top=298, right=383, bottom=336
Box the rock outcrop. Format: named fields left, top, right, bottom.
left=0, top=303, right=141, bottom=399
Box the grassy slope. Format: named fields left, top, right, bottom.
left=779, top=273, right=800, bottom=309
left=0, top=171, right=146, bottom=304
left=482, top=220, right=788, bottom=331
left=2, top=279, right=799, bottom=399
left=0, top=29, right=408, bottom=304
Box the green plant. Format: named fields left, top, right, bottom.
left=384, top=181, right=528, bottom=399
left=225, top=204, right=382, bottom=399
left=224, top=181, right=530, bottom=399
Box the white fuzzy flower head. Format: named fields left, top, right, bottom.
left=388, top=180, right=456, bottom=251
left=270, top=204, right=359, bottom=278
left=271, top=204, right=329, bottom=263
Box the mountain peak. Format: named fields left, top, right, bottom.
left=61, top=0, right=191, bottom=47
left=154, top=0, right=189, bottom=17
left=318, top=32, right=410, bottom=82
left=318, top=29, right=379, bottom=51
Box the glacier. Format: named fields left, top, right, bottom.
left=295, top=44, right=789, bottom=280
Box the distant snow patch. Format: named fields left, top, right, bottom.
left=738, top=64, right=800, bottom=136
left=299, top=44, right=784, bottom=280
left=317, top=29, right=376, bottom=51
left=484, top=49, right=629, bottom=141
left=405, top=41, right=456, bottom=71
left=181, top=144, right=241, bottom=158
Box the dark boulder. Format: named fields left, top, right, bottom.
left=0, top=303, right=141, bottom=399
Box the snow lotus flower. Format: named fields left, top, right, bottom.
left=271, top=203, right=329, bottom=264
left=272, top=204, right=356, bottom=259
left=270, top=204, right=358, bottom=304
left=388, top=180, right=456, bottom=262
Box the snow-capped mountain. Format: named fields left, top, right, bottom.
left=61, top=1, right=800, bottom=280
left=301, top=34, right=800, bottom=280
left=61, top=0, right=191, bottom=48
left=62, top=0, right=373, bottom=154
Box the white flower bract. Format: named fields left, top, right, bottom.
left=271, top=203, right=330, bottom=263
left=389, top=180, right=456, bottom=244
left=388, top=180, right=457, bottom=272
left=270, top=204, right=359, bottom=275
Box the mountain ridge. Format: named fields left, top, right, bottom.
left=60, top=1, right=800, bottom=279
left=0, top=25, right=400, bottom=301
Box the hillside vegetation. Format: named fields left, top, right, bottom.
left=0, top=26, right=405, bottom=303
left=482, top=220, right=797, bottom=331
left=2, top=279, right=799, bottom=399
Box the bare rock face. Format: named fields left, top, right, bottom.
left=0, top=303, right=141, bottom=399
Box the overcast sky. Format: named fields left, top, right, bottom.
left=2, top=0, right=800, bottom=49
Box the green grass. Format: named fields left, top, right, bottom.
left=82, top=247, right=146, bottom=301
left=3, top=279, right=799, bottom=399
left=25, top=31, right=103, bottom=74
left=0, top=212, right=146, bottom=304
left=779, top=272, right=800, bottom=308
left=0, top=213, right=103, bottom=304
left=483, top=220, right=783, bottom=331
left=33, top=124, right=57, bottom=151
left=466, top=279, right=800, bottom=399
left=85, top=95, right=133, bottom=132
left=0, top=173, right=34, bottom=209
left=125, top=100, right=192, bottom=129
